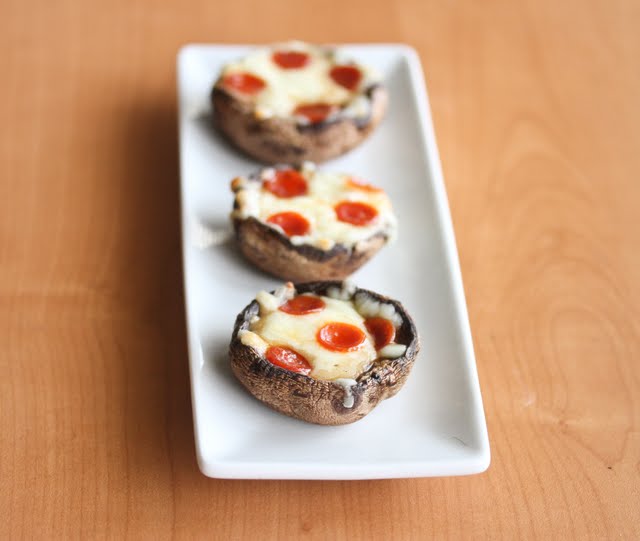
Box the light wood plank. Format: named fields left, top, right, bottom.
left=1, top=0, right=639, bottom=538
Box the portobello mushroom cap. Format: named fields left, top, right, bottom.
left=233, top=216, right=388, bottom=282
left=212, top=84, right=388, bottom=165
left=231, top=166, right=395, bottom=282
left=229, top=281, right=420, bottom=425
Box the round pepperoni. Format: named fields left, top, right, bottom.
left=267, top=212, right=310, bottom=237
left=265, top=346, right=312, bottom=375
left=330, top=65, right=362, bottom=91
left=335, top=201, right=378, bottom=226
left=347, top=177, right=383, bottom=193
left=222, top=72, right=266, bottom=95
left=317, top=322, right=366, bottom=352
left=365, top=317, right=396, bottom=350
left=263, top=169, right=308, bottom=198
left=293, top=103, right=336, bottom=124
left=273, top=51, right=310, bottom=69
left=279, top=295, right=326, bottom=315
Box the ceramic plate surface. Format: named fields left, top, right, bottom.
left=177, top=44, right=490, bottom=479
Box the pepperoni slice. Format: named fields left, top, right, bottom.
left=347, top=177, right=383, bottom=193
left=365, top=317, right=396, bottom=350
left=335, top=201, right=378, bottom=226
left=222, top=72, right=266, bottom=95
left=265, top=346, right=312, bottom=375
left=330, top=65, right=362, bottom=91
left=317, top=322, right=366, bottom=352
left=293, top=103, right=336, bottom=124
left=272, top=51, right=310, bottom=69
left=267, top=211, right=310, bottom=237
left=263, top=169, right=308, bottom=198
left=279, top=295, right=326, bottom=315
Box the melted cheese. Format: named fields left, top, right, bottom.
left=353, top=291, right=403, bottom=328
left=332, top=378, right=358, bottom=408
left=243, top=287, right=407, bottom=381
left=232, top=165, right=397, bottom=250
left=252, top=295, right=376, bottom=380
left=221, top=41, right=380, bottom=120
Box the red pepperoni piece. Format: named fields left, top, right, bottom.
left=365, top=317, right=396, bottom=350
left=347, top=177, right=383, bottom=193
left=335, top=201, right=378, bottom=226
left=279, top=295, right=326, bottom=315
left=272, top=51, right=310, bottom=69
left=222, top=72, right=266, bottom=95
left=317, top=322, right=366, bottom=352
left=263, top=169, right=308, bottom=198
left=266, top=211, right=310, bottom=237
left=293, top=103, right=336, bottom=124
left=330, top=65, right=362, bottom=91
left=265, top=346, right=312, bottom=375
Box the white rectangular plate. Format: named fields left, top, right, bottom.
left=177, top=44, right=490, bottom=480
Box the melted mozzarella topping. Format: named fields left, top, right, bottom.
left=252, top=295, right=376, bottom=380
left=353, top=291, right=403, bottom=328
left=232, top=165, right=397, bottom=250
left=240, top=287, right=407, bottom=381
left=221, top=41, right=380, bottom=120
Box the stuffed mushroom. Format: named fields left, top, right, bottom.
left=230, top=163, right=397, bottom=282
left=212, top=41, right=387, bottom=164
left=229, top=281, right=420, bottom=425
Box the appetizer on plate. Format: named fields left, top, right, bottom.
left=229, top=281, right=419, bottom=425
left=212, top=41, right=387, bottom=164
left=230, top=163, right=397, bottom=282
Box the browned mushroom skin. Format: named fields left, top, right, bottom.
left=228, top=281, right=420, bottom=425
left=233, top=216, right=388, bottom=282
left=231, top=165, right=393, bottom=282
left=211, top=84, right=388, bottom=165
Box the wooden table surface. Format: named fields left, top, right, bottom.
left=2, top=0, right=639, bottom=538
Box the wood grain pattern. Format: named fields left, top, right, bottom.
left=1, top=0, right=639, bottom=538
